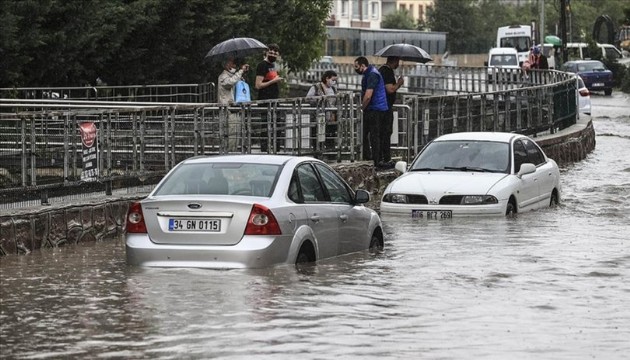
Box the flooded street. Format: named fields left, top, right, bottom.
left=1, top=93, right=629, bottom=359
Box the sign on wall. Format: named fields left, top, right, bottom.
left=78, top=122, right=99, bottom=181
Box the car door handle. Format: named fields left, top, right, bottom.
left=310, top=215, right=320, bottom=223
left=339, top=214, right=348, bottom=222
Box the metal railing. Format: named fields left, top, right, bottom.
left=0, top=65, right=578, bottom=208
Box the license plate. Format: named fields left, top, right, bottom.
left=593, top=82, right=604, bottom=87
left=412, top=210, right=452, bottom=219
left=168, top=218, right=221, bottom=232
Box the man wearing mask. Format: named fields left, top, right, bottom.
left=255, top=44, right=283, bottom=152
left=378, top=56, right=404, bottom=168
left=354, top=56, right=388, bottom=169
left=218, top=57, right=249, bottom=152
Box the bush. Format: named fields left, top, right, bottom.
left=601, top=58, right=626, bottom=88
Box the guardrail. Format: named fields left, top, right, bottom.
left=0, top=65, right=578, bottom=208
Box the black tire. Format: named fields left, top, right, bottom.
left=505, top=201, right=516, bottom=217
left=295, top=242, right=316, bottom=265
left=549, top=191, right=559, bottom=207
left=369, top=231, right=384, bottom=253
left=604, top=88, right=612, bottom=96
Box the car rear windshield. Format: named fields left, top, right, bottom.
left=411, top=140, right=510, bottom=173
left=577, top=61, right=606, bottom=72
left=153, top=162, right=281, bottom=197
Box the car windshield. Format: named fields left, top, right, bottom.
left=153, top=162, right=281, bottom=196
left=410, top=140, right=510, bottom=173
left=490, top=54, right=518, bottom=66
left=577, top=61, right=606, bottom=72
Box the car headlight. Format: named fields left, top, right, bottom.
left=461, top=195, right=498, bottom=205
left=383, top=194, right=408, bottom=203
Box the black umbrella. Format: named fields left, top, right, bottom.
left=204, top=37, right=268, bottom=63
left=374, top=43, right=432, bottom=63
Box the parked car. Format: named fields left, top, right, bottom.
left=485, top=47, right=520, bottom=82
left=576, top=76, right=592, bottom=115
left=562, top=60, right=614, bottom=95
left=125, top=155, right=383, bottom=269
left=565, top=42, right=623, bottom=61
left=380, top=132, right=561, bottom=218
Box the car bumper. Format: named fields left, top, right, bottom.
left=379, top=201, right=507, bottom=217
left=126, top=233, right=293, bottom=269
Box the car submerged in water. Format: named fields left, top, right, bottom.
left=125, top=155, right=383, bottom=269
left=380, top=132, right=561, bottom=218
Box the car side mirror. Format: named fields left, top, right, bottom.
left=518, top=163, right=536, bottom=177
left=395, top=161, right=407, bottom=173
left=354, top=189, right=370, bottom=204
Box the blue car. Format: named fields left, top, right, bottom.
left=562, top=60, right=613, bottom=95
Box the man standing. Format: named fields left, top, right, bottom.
left=255, top=44, right=283, bottom=153
left=378, top=56, right=404, bottom=168
left=530, top=46, right=549, bottom=70
left=354, top=56, right=388, bottom=168
left=217, top=57, right=249, bottom=152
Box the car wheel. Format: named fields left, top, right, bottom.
left=549, top=191, right=559, bottom=207
left=295, top=242, right=316, bottom=265
left=369, top=231, right=384, bottom=253
left=604, top=88, right=612, bottom=96
left=505, top=201, right=516, bottom=217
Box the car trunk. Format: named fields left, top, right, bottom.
left=140, top=197, right=254, bottom=246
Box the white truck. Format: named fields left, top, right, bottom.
left=496, top=25, right=533, bottom=66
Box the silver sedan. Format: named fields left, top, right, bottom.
left=125, top=155, right=383, bottom=269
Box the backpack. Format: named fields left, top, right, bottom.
left=234, top=80, right=251, bottom=103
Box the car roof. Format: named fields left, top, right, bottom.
left=433, top=132, right=520, bottom=143
left=183, top=154, right=316, bottom=166
left=564, top=59, right=604, bottom=65
left=489, top=47, right=518, bottom=54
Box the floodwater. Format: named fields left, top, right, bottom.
left=1, top=93, right=629, bottom=359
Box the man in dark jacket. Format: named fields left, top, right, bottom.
left=354, top=56, right=388, bottom=168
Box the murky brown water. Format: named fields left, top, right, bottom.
left=1, top=93, right=629, bottom=359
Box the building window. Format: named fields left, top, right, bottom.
left=341, top=0, right=348, bottom=17
left=399, top=4, right=406, bottom=11
left=371, top=1, right=379, bottom=19
left=418, top=5, right=424, bottom=21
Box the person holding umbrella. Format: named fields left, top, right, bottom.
left=218, top=57, right=249, bottom=152
left=378, top=56, right=404, bottom=168
left=255, top=43, right=284, bottom=153
left=354, top=56, right=388, bottom=169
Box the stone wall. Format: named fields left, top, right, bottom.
left=0, top=121, right=595, bottom=256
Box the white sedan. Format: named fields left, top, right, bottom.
left=125, top=155, right=383, bottom=269
left=380, top=132, right=561, bottom=218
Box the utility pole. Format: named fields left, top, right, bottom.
left=559, top=0, right=568, bottom=63
left=540, top=0, right=545, bottom=45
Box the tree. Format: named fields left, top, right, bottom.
left=0, top=0, right=331, bottom=87
left=427, top=0, right=479, bottom=54
left=381, top=9, right=416, bottom=30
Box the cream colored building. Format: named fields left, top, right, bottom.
left=328, top=0, right=384, bottom=29
left=382, top=0, right=434, bottom=24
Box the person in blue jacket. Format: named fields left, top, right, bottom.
left=354, top=56, right=389, bottom=168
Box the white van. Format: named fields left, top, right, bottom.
left=485, top=47, right=520, bottom=81
left=566, top=43, right=623, bottom=61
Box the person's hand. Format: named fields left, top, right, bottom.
left=241, top=64, right=250, bottom=72
left=397, top=76, right=404, bottom=87
left=274, top=76, right=284, bottom=83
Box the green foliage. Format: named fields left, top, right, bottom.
left=428, top=0, right=479, bottom=54
left=381, top=9, right=416, bottom=30
left=0, top=0, right=331, bottom=87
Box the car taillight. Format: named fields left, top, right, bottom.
left=579, top=89, right=590, bottom=97
left=126, top=202, right=147, bottom=233
left=244, top=204, right=281, bottom=235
